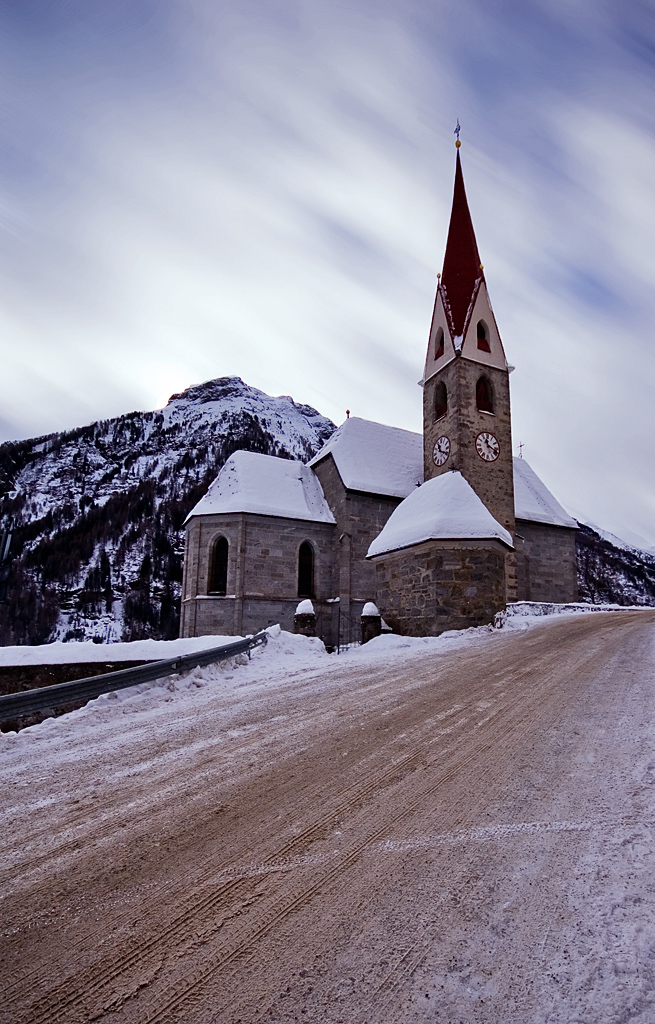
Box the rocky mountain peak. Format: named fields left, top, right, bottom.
left=0, top=378, right=336, bottom=646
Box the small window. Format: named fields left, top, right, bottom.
left=434, top=327, right=444, bottom=359
left=477, top=320, right=491, bottom=352
left=476, top=375, right=494, bottom=413
left=298, top=542, right=314, bottom=598
left=434, top=381, right=447, bottom=421
left=209, top=536, right=228, bottom=594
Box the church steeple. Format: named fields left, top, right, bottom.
left=421, top=140, right=516, bottom=600
left=440, top=150, right=483, bottom=339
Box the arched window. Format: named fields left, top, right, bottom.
left=434, top=327, right=444, bottom=359
left=209, top=536, right=228, bottom=595
left=476, top=375, right=494, bottom=414
left=477, top=320, right=491, bottom=352
left=434, top=381, right=447, bottom=421
left=298, top=542, right=314, bottom=598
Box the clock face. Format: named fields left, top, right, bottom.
left=476, top=431, right=500, bottom=462
left=432, top=435, right=450, bottom=467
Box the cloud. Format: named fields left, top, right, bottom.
left=0, top=0, right=653, bottom=544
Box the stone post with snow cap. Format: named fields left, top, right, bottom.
left=294, top=600, right=316, bottom=637
left=361, top=602, right=382, bottom=644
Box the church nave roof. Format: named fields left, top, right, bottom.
left=308, top=416, right=423, bottom=499
left=185, top=449, right=336, bottom=524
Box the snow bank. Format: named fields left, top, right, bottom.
left=497, top=600, right=655, bottom=630
left=0, top=634, right=237, bottom=667
left=5, top=603, right=652, bottom=742
left=354, top=623, right=497, bottom=656
left=309, top=417, right=423, bottom=499
left=0, top=624, right=503, bottom=742
left=367, top=471, right=513, bottom=557
left=186, top=450, right=335, bottom=524
left=0, top=627, right=331, bottom=740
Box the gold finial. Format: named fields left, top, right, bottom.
left=479, top=264, right=484, bottom=270
left=346, top=409, right=350, bottom=419
left=454, top=119, right=461, bottom=147
left=455, top=139, right=461, bottom=148
left=437, top=272, right=441, bottom=279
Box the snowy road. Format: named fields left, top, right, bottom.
left=2, top=610, right=655, bottom=1023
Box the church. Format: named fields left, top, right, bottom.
left=180, top=144, right=578, bottom=647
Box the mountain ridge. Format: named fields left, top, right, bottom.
left=0, top=377, right=336, bottom=645
left=0, top=377, right=653, bottom=647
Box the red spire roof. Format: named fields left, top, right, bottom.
left=440, top=149, right=483, bottom=337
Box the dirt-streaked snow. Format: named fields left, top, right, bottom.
left=2, top=610, right=655, bottom=1024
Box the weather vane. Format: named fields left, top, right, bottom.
left=454, top=119, right=461, bottom=142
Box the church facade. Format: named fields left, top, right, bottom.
left=180, top=146, right=578, bottom=644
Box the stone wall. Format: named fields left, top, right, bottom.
left=312, top=455, right=403, bottom=617
left=423, top=356, right=516, bottom=602
left=423, top=357, right=515, bottom=539
left=515, top=520, right=578, bottom=603
left=181, top=512, right=336, bottom=640
left=372, top=538, right=508, bottom=636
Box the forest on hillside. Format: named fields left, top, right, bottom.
left=1, top=376, right=653, bottom=648
left=0, top=378, right=335, bottom=646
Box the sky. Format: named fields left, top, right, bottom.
left=1, top=0, right=654, bottom=547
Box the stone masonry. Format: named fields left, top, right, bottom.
left=312, top=455, right=403, bottom=619
left=515, top=520, right=578, bottom=603
left=181, top=512, right=336, bottom=642
left=372, top=538, right=508, bottom=636
left=423, top=356, right=516, bottom=602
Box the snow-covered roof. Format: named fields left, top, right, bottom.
left=513, top=458, right=577, bottom=529
left=185, top=450, right=336, bottom=524
left=308, top=417, right=423, bottom=498
left=367, top=471, right=513, bottom=557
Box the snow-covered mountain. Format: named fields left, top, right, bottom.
left=576, top=523, right=655, bottom=606
left=0, top=375, right=652, bottom=647
left=0, top=378, right=335, bottom=645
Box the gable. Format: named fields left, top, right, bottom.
left=459, top=281, right=508, bottom=370
left=309, top=417, right=423, bottom=499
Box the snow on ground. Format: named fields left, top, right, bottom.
left=2, top=602, right=650, bottom=749
left=0, top=633, right=240, bottom=666
left=0, top=622, right=503, bottom=753
left=500, top=599, right=654, bottom=628
left=3, top=607, right=655, bottom=1021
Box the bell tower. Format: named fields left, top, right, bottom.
left=422, top=140, right=516, bottom=597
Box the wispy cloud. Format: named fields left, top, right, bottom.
left=0, top=0, right=654, bottom=544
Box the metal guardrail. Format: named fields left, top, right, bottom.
left=0, top=630, right=269, bottom=723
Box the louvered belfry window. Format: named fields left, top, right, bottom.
left=476, top=375, right=494, bottom=413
